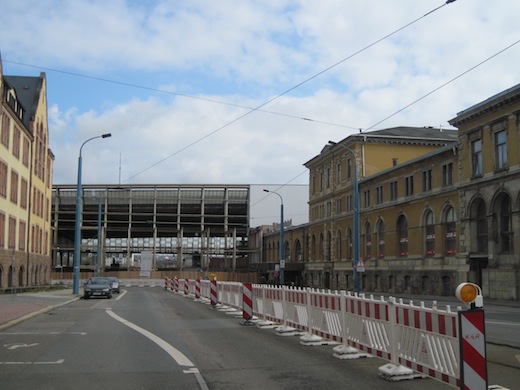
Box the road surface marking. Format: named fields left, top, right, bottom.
left=105, top=308, right=209, bottom=389
left=4, top=343, right=39, bottom=350
left=105, top=308, right=194, bottom=367
left=0, top=359, right=64, bottom=365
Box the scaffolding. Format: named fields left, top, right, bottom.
left=51, top=184, right=250, bottom=273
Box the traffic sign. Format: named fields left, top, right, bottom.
left=356, top=258, right=365, bottom=273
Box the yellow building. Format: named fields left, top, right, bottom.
left=450, top=84, right=520, bottom=300
left=304, top=127, right=460, bottom=292
left=257, top=86, right=520, bottom=300
left=0, top=56, right=54, bottom=289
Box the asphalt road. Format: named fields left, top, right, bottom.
left=0, top=288, right=518, bottom=390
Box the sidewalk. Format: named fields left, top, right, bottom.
left=0, top=288, right=80, bottom=331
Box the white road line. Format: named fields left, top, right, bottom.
left=0, top=359, right=64, bottom=365
left=105, top=308, right=209, bottom=389
left=105, top=308, right=194, bottom=367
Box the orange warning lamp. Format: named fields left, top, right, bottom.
left=455, top=282, right=483, bottom=308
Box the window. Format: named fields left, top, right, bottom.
left=0, top=212, right=5, bottom=247
left=0, top=160, right=8, bottom=198
left=389, top=180, right=398, bottom=201
left=312, top=175, right=316, bottom=194
left=327, top=167, right=331, bottom=188
left=445, top=207, right=456, bottom=255
left=377, top=220, right=385, bottom=258
left=346, top=194, right=353, bottom=212
left=425, top=210, right=435, bottom=256
left=10, top=170, right=19, bottom=204
left=13, top=126, right=21, bottom=159
left=19, top=220, right=26, bottom=251
left=471, top=139, right=482, bottom=177
left=494, top=130, right=508, bottom=170
left=363, top=189, right=370, bottom=208
left=376, top=185, right=383, bottom=204
left=397, top=215, right=408, bottom=257
left=336, top=198, right=342, bottom=214
left=422, top=169, right=432, bottom=192
left=442, top=162, right=453, bottom=186
left=337, top=161, right=342, bottom=184
left=495, top=194, right=513, bottom=253
left=405, top=175, right=414, bottom=196
left=347, top=158, right=352, bottom=179
left=8, top=216, right=16, bottom=249
left=364, top=222, right=372, bottom=259
left=1, top=114, right=10, bottom=148
left=22, top=138, right=30, bottom=167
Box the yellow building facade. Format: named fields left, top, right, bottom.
left=258, top=85, right=520, bottom=300
left=450, top=84, right=520, bottom=300
left=0, top=57, right=54, bottom=289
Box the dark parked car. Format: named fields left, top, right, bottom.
left=84, top=277, right=112, bottom=299
left=107, top=277, right=120, bottom=293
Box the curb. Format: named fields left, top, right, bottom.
left=0, top=296, right=81, bottom=331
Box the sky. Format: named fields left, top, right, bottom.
left=1, top=0, right=519, bottom=192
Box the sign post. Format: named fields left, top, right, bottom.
left=455, top=283, right=487, bottom=390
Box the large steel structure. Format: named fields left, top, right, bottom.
left=51, top=184, right=250, bottom=272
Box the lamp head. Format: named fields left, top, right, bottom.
left=263, top=189, right=269, bottom=193
left=102, top=133, right=112, bottom=138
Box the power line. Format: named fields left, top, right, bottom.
left=366, top=38, right=520, bottom=131
left=123, top=0, right=456, bottom=182
left=282, top=37, right=520, bottom=197
left=3, top=0, right=457, bottom=182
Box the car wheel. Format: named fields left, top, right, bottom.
left=108, top=293, right=112, bottom=299
left=84, top=294, right=90, bottom=299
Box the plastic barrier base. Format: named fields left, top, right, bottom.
left=333, top=344, right=373, bottom=360
left=300, top=333, right=339, bottom=347
left=378, top=363, right=427, bottom=382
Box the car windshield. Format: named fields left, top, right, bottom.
left=89, top=278, right=109, bottom=285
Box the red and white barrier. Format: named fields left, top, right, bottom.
left=242, top=283, right=253, bottom=321
left=459, top=309, right=487, bottom=389
left=195, top=279, right=201, bottom=300
left=165, top=279, right=486, bottom=387
left=210, top=280, right=218, bottom=306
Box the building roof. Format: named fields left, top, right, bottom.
left=449, top=83, right=520, bottom=127
left=362, top=126, right=458, bottom=141
left=4, top=74, right=45, bottom=129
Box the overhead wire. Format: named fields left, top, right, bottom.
left=120, top=0, right=458, bottom=182
left=286, top=38, right=520, bottom=198
left=3, top=0, right=457, bottom=183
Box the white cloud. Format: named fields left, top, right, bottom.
left=1, top=0, right=520, bottom=190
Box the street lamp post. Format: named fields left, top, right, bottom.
left=73, top=133, right=112, bottom=295
left=328, top=141, right=360, bottom=294
left=263, top=189, right=285, bottom=285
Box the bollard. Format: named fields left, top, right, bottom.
left=195, top=279, right=201, bottom=300
left=210, top=280, right=218, bottom=306
left=456, top=283, right=487, bottom=390
left=242, top=283, right=253, bottom=322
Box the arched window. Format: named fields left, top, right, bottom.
left=294, top=239, right=302, bottom=262
left=311, top=235, right=317, bottom=261
left=347, top=228, right=353, bottom=261
left=363, top=221, right=372, bottom=259
left=445, top=206, right=457, bottom=255
left=377, top=219, right=385, bottom=258
left=319, top=233, right=325, bottom=260
left=326, top=231, right=332, bottom=260
left=336, top=229, right=342, bottom=260
left=469, top=197, right=487, bottom=253
left=493, top=193, right=513, bottom=253
left=397, top=215, right=408, bottom=257
left=425, top=210, right=435, bottom=256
